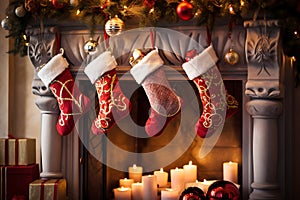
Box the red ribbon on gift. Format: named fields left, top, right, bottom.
left=40, top=179, right=60, bottom=200
left=14, top=139, right=19, bottom=165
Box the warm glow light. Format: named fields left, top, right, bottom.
left=292, top=56, right=296, bottom=62
left=294, top=31, right=298, bottom=35
left=149, top=8, right=154, bottom=14
left=76, top=9, right=81, bottom=15
left=240, top=0, right=245, bottom=7
left=229, top=4, right=235, bottom=15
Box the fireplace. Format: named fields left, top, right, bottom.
left=28, top=19, right=286, bottom=199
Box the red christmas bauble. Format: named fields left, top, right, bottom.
left=176, top=1, right=194, bottom=21
left=206, top=180, right=240, bottom=200
left=52, top=0, right=65, bottom=9
left=143, top=0, right=155, bottom=9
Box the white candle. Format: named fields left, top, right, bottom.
left=154, top=168, right=168, bottom=188
left=223, top=161, right=238, bottom=183
left=142, top=175, right=157, bottom=200
left=129, top=164, right=143, bottom=183
left=170, top=167, right=184, bottom=193
left=113, top=186, right=132, bottom=200
left=185, top=180, right=201, bottom=188
left=199, top=179, right=216, bottom=194
left=183, top=161, right=197, bottom=184
left=161, top=188, right=179, bottom=200
left=131, top=182, right=143, bottom=200
left=119, top=178, right=134, bottom=188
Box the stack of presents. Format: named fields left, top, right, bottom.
left=0, top=137, right=66, bottom=200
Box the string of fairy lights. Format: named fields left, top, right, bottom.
left=1, top=0, right=300, bottom=79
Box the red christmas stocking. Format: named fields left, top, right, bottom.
left=130, top=49, right=181, bottom=137
left=84, top=51, right=131, bottom=134
left=38, top=50, right=91, bottom=136
left=183, top=45, right=237, bottom=138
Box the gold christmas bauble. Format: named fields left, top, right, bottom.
left=84, top=38, right=98, bottom=54
left=105, top=15, right=124, bottom=37
left=15, top=5, right=27, bottom=17
left=224, top=48, right=239, bottom=65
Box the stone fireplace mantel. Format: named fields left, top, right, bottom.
left=27, top=19, right=287, bottom=200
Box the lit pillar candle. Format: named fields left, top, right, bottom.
left=154, top=168, right=168, bottom=188
left=223, top=161, right=238, bottom=183
left=142, top=175, right=157, bottom=200
left=199, top=179, right=216, bottom=194
left=170, top=167, right=184, bottom=192
left=131, top=182, right=143, bottom=200
left=113, top=186, right=132, bottom=200
left=161, top=188, right=179, bottom=200
left=128, top=164, right=143, bottom=182
left=119, top=178, right=134, bottom=188
left=183, top=161, right=197, bottom=184
left=185, top=180, right=201, bottom=188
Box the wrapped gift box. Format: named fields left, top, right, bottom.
left=29, top=179, right=66, bottom=200
left=0, top=164, right=39, bottom=200
left=0, top=138, right=36, bottom=165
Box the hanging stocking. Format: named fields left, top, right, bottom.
left=130, top=48, right=181, bottom=137
left=37, top=49, right=91, bottom=136
left=183, top=45, right=235, bottom=138
left=84, top=51, right=131, bottom=134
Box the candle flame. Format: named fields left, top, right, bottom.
left=160, top=168, right=164, bottom=172
left=189, top=161, right=192, bottom=165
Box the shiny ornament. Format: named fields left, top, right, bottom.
left=206, top=180, right=240, bottom=200
left=176, top=1, right=194, bottom=21
left=15, top=5, right=27, bottom=17
left=40, top=0, right=49, bottom=7
left=129, top=49, right=145, bottom=66
left=224, top=48, right=239, bottom=65
left=105, top=15, right=125, bottom=37
left=52, top=0, right=65, bottom=10
left=143, top=0, right=155, bottom=9
left=84, top=38, right=98, bottom=54
left=179, top=187, right=205, bottom=200
left=25, top=0, right=38, bottom=13
left=1, top=17, right=11, bottom=30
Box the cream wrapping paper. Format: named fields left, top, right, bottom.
left=0, top=138, right=36, bottom=165
left=29, top=179, right=66, bottom=200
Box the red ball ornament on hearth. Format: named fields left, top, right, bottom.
left=52, top=0, right=65, bottom=10
left=206, top=180, right=240, bottom=200
left=176, top=1, right=194, bottom=21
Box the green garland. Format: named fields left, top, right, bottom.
left=2, top=0, right=300, bottom=59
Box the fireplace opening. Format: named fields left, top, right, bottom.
left=78, top=79, right=243, bottom=199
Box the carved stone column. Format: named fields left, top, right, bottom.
left=28, top=27, right=63, bottom=178
left=244, top=20, right=283, bottom=199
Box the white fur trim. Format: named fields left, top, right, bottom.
left=84, top=51, right=117, bottom=84
left=182, top=45, right=219, bottom=80
left=130, top=49, right=164, bottom=84
left=37, top=52, right=68, bottom=86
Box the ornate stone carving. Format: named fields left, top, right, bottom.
left=245, top=20, right=283, bottom=199
left=27, top=26, right=63, bottom=178
left=244, top=20, right=281, bottom=98
left=246, top=99, right=282, bottom=117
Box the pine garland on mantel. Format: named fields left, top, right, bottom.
left=1, top=0, right=300, bottom=61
